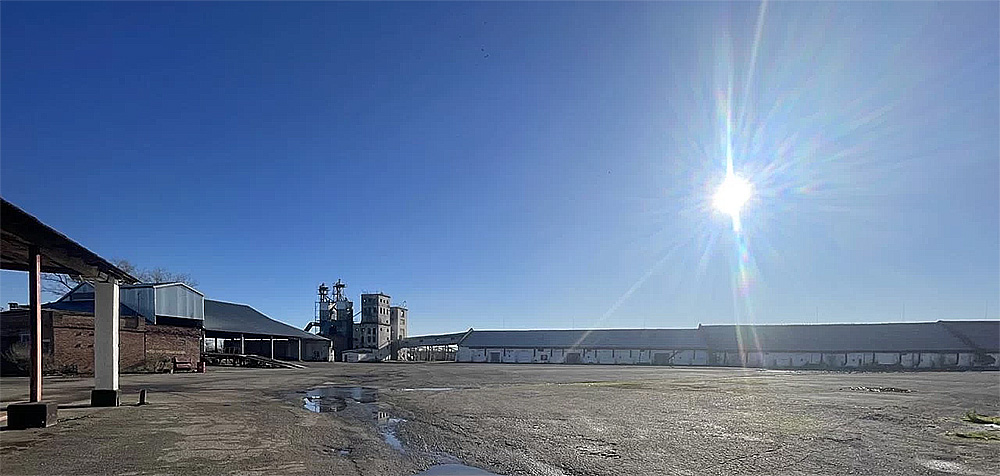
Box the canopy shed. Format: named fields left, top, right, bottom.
left=1, top=198, right=138, bottom=428
left=203, top=300, right=331, bottom=362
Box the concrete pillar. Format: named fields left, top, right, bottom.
left=28, top=246, right=42, bottom=402
left=92, top=279, right=120, bottom=407
left=240, top=334, right=245, bottom=354
left=269, top=337, right=274, bottom=359
left=297, top=339, right=302, bottom=361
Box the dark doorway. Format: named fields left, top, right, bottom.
left=653, top=352, right=675, bottom=365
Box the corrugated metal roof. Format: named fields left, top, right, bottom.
left=42, top=300, right=141, bottom=318
left=699, top=322, right=972, bottom=352
left=203, top=299, right=328, bottom=341
left=460, top=328, right=707, bottom=350
left=939, top=320, right=1000, bottom=352
left=123, top=282, right=205, bottom=296
left=458, top=323, right=988, bottom=353
left=398, top=329, right=472, bottom=348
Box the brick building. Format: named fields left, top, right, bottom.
left=0, top=281, right=204, bottom=375
left=0, top=306, right=200, bottom=375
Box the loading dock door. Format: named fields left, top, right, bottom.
left=489, top=352, right=501, bottom=363
left=565, top=352, right=582, bottom=364
left=653, top=352, right=675, bottom=365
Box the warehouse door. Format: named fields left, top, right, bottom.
left=652, top=352, right=675, bottom=365
left=489, top=352, right=501, bottom=363
left=565, top=352, right=582, bottom=364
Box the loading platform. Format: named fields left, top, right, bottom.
left=202, top=352, right=306, bottom=369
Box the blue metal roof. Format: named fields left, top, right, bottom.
left=43, top=300, right=141, bottom=318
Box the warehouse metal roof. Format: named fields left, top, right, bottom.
left=699, top=322, right=973, bottom=353
left=398, top=329, right=473, bottom=348
left=42, top=300, right=141, bottom=318
left=939, top=320, right=1000, bottom=352
left=203, top=299, right=328, bottom=341
left=460, top=328, right=707, bottom=350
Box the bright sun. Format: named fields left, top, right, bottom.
left=713, top=173, right=753, bottom=217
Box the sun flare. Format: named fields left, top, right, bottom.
left=713, top=173, right=753, bottom=218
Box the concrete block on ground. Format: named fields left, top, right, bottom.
left=6, top=401, right=58, bottom=429
left=91, top=389, right=120, bottom=407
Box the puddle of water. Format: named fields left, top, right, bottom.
left=303, top=386, right=378, bottom=413
left=415, top=464, right=499, bottom=476
left=304, top=387, right=408, bottom=453
left=380, top=417, right=405, bottom=452
left=401, top=387, right=455, bottom=392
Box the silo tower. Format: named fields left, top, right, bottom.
left=329, top=279, right=354, bottom=360
left=317, top=283, right=334, bottom=336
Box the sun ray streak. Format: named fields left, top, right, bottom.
left=738, top=0, right=769, bottom=137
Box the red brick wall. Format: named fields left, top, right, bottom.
left=43, top=311, right=200, bottom=374
left=3, top=309, right=201, bottom=374
left=52, top=325, right=94, bottom=373
left=145, top=325, right=201, bottom=364
left=121, top=329, right=146, bottom=370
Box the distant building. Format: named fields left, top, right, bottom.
left=389, top=305, right=408, bottom=359
left=397, top=329, right=472, bottom=361
left=203, top=300, right=330, bottom=361
left=313, top=281, right=353, bottom=361
left=452, top=321, right=1000, bottom=369
left=354, top=293, right=392, bottom=360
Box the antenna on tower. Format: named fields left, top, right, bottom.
left=333, top=278, right=347, bottom=302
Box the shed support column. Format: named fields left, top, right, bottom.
left=297, top=339, right=301, bottom=361
left=270, top=337, right=274, bottom=359
left=28, top=246, right=42, bottom=402
left=92, top=279, right=120, bottom=407
left=6, top=246, right=58, bottom=429
left=240, top=335, right=245, bottom=354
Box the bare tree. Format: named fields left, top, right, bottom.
left=41, top=258, right=197, bottom=298
left=139, top=266, right=197, bottom=287
left=41, top=273, right=83, bottom=295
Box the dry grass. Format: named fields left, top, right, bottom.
left=952, top=431, right=1000, bottom=441
left=963, top=411, right=1000, bottom=425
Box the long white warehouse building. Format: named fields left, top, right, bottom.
left=451, top=320, right=1000, bottom=370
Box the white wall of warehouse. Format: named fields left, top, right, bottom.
left=456, top=346, right=999, bottom=369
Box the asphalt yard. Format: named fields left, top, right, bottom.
left=1, top=363, right=998, bottom=475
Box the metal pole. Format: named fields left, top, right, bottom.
left=297, top=339, right=302, bottom=361
left=28, top=246, right=42, bottom=403
left=240, top=334, right=245, bottom=354
left=270, top=337, right=274, bottom=359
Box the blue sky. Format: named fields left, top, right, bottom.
left=2, top=1, right=997, bottom=335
